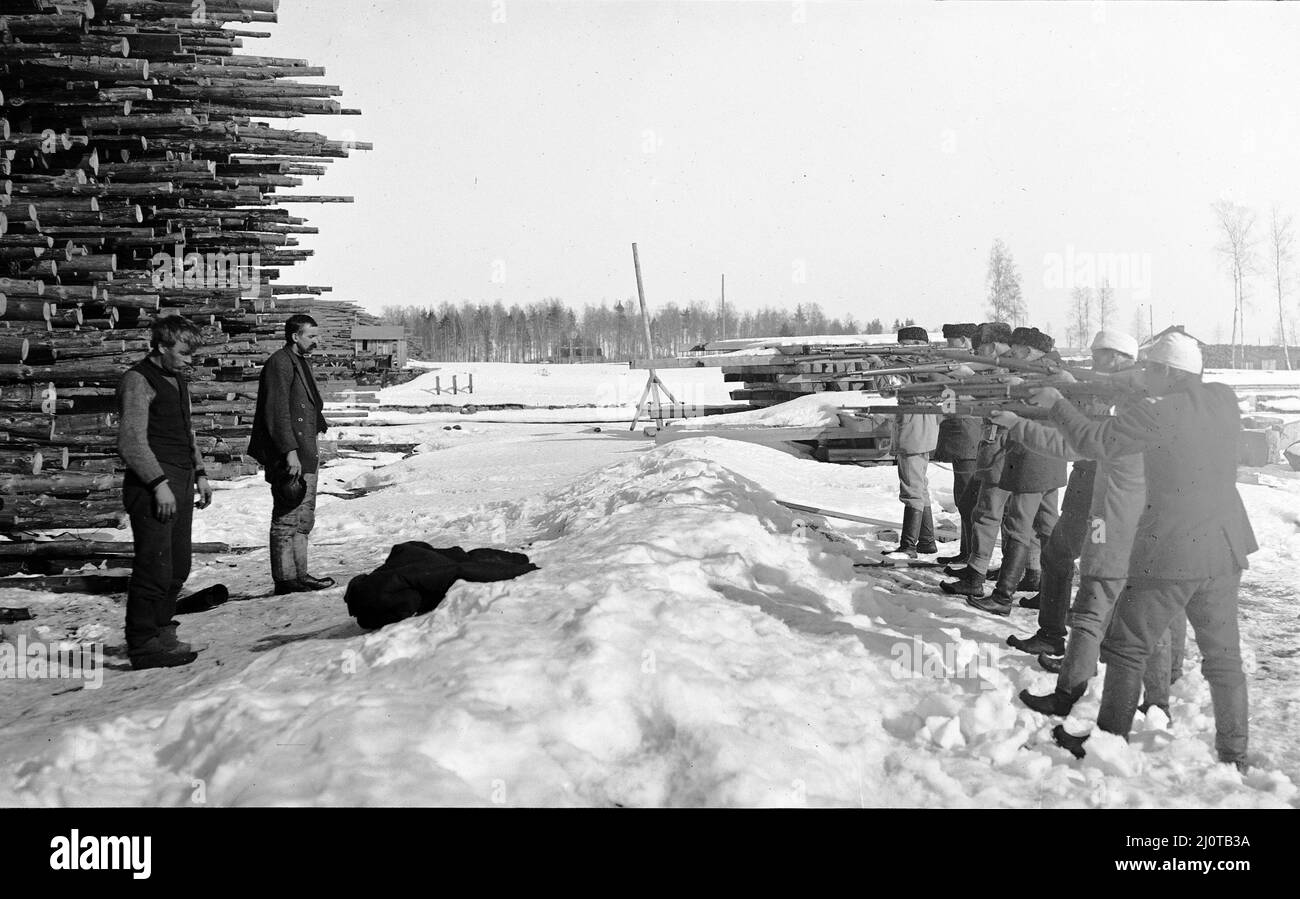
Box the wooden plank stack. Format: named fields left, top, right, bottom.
left=0, top=0, right=370, bottom=541
left=632, top=337, right=938, bottom=408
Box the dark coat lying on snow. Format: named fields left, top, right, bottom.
left=344, top=541, right=538, bottom=629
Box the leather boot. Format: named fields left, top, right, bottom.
left=940, top=566, right=985, bottom=597
left=994, top=541, right=1032, bottom=600
left=158, top=622, right=193, bottom=654
left=885, top=507, right=922, bottom=559
left=1006, top=630, right=1065, bottom=656
left=1019, top=688, right=1078, bottom=717
left=1016, top=568, right=1041, bottom=593
left=915, top=507, right=938, bottom=555
left=967, top=541, right=1029, bottom=615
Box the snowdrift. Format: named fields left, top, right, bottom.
left=1, top=438, right=1295, bottom=808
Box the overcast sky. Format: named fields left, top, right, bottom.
left=260, top=0, right=1300, bottom=343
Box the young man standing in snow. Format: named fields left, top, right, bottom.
left=249, top=314, right=335, bottom=595
left=883, top=325, right=940, bottom=560
left=1027, top=331, right=1256, bottom=767
left=116, top=315, right=212, bottom=670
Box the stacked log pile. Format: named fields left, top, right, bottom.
left=0, top=0, right=369, bottom=545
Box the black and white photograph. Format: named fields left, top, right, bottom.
left=0, top=0, right=1295, bottom=857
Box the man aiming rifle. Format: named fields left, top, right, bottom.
left=1022, top=331, right=1256, bottom=767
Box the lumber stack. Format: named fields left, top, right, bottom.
left=0, top=0, right=370, bottom=537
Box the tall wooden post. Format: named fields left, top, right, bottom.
left=629, top=243, right=677, bottom=431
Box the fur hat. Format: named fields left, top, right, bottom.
left=1010, top=326, right=1055, bottom=354
left=941, top=322, right=980, bottom=340
left=897, top=325, right=930, bottom=343
left=976, top=322, right=1012, bottom=348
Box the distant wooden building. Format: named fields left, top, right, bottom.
left=556, top=337, right=604, bottom=362
left=350, top=325, right=408, bottom=369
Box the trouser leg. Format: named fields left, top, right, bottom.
left=897, top=453, right=931, bottom=509
left=952, top=459, right=977, bottom=558
left=1096, top=580, right=1187, bottom=741
left=270, top=470, right=301, bottom=583
left=159, top=468, right=194, bottom=643
left=1039, top=533, right=1079, bottom=640
left=1037, top=483, right=1083, bottom=639
left=1184, top=571, right=1249, bottom=763
left=997, top=490, right=1042, bottom=588
left=1029, top=488, right=1060, bottom=566
left=1169, top=608, right=1188, bottom=683
left=1142, top=626, right=1174, bottom=711
left=967, top=484, right=1011, bottom=576
left=1056, top=577, right=1125, bottom=699
left=164, top=468, right=194, bottom=624
left=292, top=472, right=318, bottom=577
left=124, top=464, right=191, bottom=656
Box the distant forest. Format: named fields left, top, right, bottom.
left=379, top=299, right=916, bottom=363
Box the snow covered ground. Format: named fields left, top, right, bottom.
left=372, top=362, right=735, bottom=411
left=1, top=364, right=1298, bottom=807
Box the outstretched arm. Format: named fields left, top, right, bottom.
left=1047, top=394, right=1166, bottom=461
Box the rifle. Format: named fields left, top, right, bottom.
left=849, top=402, right=1058, bottom=420
left=894, top=380, right=1143, bottom=403
left=927, top=348, right=1111, bottom=382
left=811, top=360, right=970, bottom=381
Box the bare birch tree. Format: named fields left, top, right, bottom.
left=1131, top=305, right=1147, bottom=344
left=1096, top=278, right=1116, bottom=328
left=1070, top=285, right=1093, bottom=349
left=1268, top=206, right=1295, bottom=370
left=1213, top=199, right=1259, bottom=368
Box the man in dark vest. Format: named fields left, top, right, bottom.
left=249, top=314, right=334, bottom=594
left=116, top=315, right=212, bottom=669
left=1030, top=331, right=1257, bottom=767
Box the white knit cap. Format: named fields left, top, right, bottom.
left=1090, top=328, right=1140, bottom=359
left=1142, top=331, right=1203, bottom=375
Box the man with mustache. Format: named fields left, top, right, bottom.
left=116, top=315, right=212, bottom=670
left=250, top=313, right=335, bottom=595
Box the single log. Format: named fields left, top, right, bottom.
left=0, top=471, right=120, bottom=496
left=0, top=573, right=130, bottom=593
left=1, top=299, right=50, bottom=322
left=0, top=540, right=237, bottom=559
left=0, top=447, right=46, bottom=474
left=0, top=337, right=29, bottom=363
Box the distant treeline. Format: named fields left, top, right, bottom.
left=379, top=299, right=915, bottom=362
